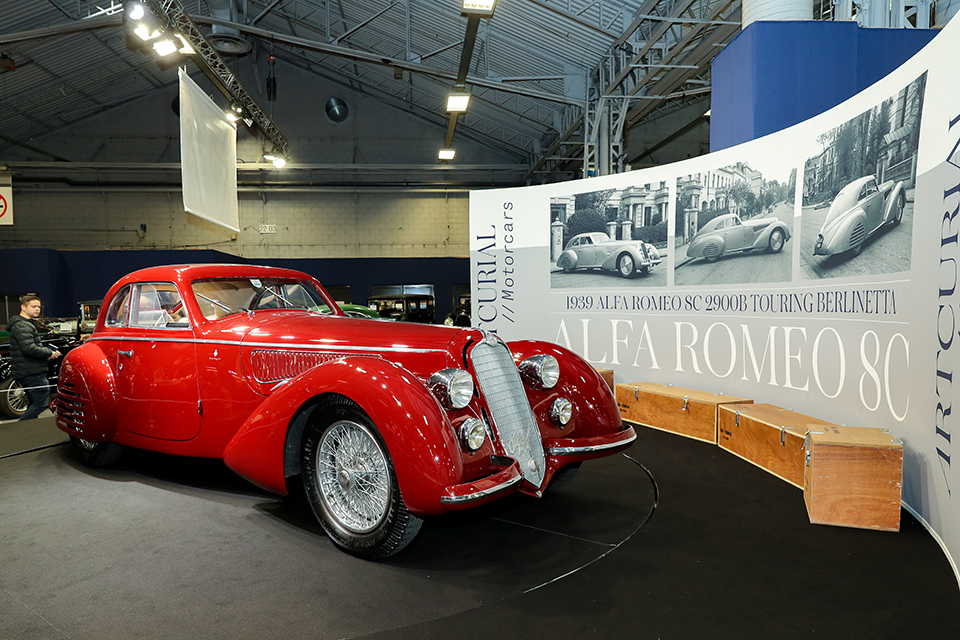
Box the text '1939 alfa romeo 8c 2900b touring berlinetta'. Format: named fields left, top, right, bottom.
left=54, top=265, right=636, bottom=559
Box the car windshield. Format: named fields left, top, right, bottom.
left=191, top=278, right=332, bottom=321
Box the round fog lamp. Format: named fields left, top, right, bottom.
left=550, top=397, right=573, bottom=426
left=459, top=418, right=487, bottom=451
left=519, top=354, right=560, bottom=389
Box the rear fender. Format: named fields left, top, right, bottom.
left=883, top=182, right=905, bottom=223
left=223, top=356, right=463, bottom=515
left=54, top=342, right=119, bottom=442
left=556, top=249, right=579, bottom=270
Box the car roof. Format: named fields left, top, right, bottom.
left=117, top=263, right=315, bottom=285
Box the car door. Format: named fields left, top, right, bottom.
left=115, top=282, right=201, bottom=441
left=860, top=179, right=883, bottom=230
left=577, top=236, right=601, bottom=267
left=725, top=216, right=752, bottom=250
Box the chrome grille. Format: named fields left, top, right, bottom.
left=470, top=338, right=545, bottom=488
left=251, top=350, right=356, bottom=383
left=56, top=382, right=86, bottom=427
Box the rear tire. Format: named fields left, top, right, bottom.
left=302, top=399, right=421, bottom=559
left=0, top=377, right=27, bottom=418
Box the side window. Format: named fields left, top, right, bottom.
left=129, top=283, right=189, bottom=329
left=104, top=285, right=132, bottom=327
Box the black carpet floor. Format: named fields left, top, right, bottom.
left=1, top=416, right=958, bottom=640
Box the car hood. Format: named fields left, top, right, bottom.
left=743, top=218, right=773, bottom=230
left=209, top=311, right=480, bottom=379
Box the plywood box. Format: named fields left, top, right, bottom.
left=718, top=404, right=837, bottom=488
left=596, top=368, right=614, bottom=392
left=804, top=425, right=903, bottom=532
left=616, top=382, right=752, bottom=444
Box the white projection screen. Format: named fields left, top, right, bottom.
left=471, top=19, right=960, bottom=585
left=179, top=68, right=239, bottom=233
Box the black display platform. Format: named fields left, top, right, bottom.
left=2, top=416, right=959, bottom=640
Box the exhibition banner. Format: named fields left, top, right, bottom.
left=0, top=173, right=12, bottom=225
left=471, top=19, right=960, bottom=582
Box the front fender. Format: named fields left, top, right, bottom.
left=752, top=222, right=790, bottom=250
left=54, top=342, right=118, bottom=442
left=556, top=249, right=579, bottom=270
left=223, top=357, right=463, bottom=515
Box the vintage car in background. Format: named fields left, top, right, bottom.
left=814, top=176, right=905, bottom=257
left=556, top=232, right=661, bottom=278
left=54, top=264, right=636, bottom=559
left=366, top=293, right=435, bottom=322
left=686, top=213, right=791, bottom=263
left=1, top=319, right=79, bottom=419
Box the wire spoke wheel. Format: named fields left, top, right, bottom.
left=317, top=420, right=390, bottom=533
left=0, top=378, right=28, bottom=418
left=302, top=399, right=422, bottom=559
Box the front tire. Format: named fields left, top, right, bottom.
left=0, top=377, right=27, bottom=418
left=768, top=228, right=785, bottom=253
left=302, top=400, right=421, bottom=559
left=892, top=193, right=905, bottom=226
left=617, top=253, right=636, bottom=278
left=69, top=436, right=123, bottom=467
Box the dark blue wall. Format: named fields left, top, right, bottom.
left=0, top=249, right=469, bottom=322
left=710, top=21, right=937, bottom=151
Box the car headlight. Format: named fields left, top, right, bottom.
left=519, top=354, right=560, bottom=389
left=428, top=368, right=474, bottom=409
left=550, top=397, right=573, bottom=426
left=459, top=418, right=487, bottom=451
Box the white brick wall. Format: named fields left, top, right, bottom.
left=2, top=189, right=469, bottom=259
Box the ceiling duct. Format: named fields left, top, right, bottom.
left=206, top=0, right=251, bottom=55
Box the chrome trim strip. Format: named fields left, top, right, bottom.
left=546, top=431, right=638, bottom=456
left=87, top=335, right=440, bottom=354
left=439, top=473, right=522, bottom=505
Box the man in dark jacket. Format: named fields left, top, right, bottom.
left=6, top=294, right=60, bottom=421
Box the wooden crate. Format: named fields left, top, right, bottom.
left=718, top=404, right=837, bottom=488
left=596, top=368, right=614, bottom=392
left=804, top=425, right=903, bottom=532
left=615, top=382, right=752, bottom=444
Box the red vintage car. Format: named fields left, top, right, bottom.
left=54, top=264, right=636, bottom=558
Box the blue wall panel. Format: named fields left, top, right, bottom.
left=1, top=249, right=469, bottom=321
left=711, top=21, right=935, bottom=151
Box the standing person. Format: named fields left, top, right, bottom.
left=6, top=294, right=61, bottom=421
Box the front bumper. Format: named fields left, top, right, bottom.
left=545, top=425, right=637, bottom=456
left=440, top=457, right=523, bottom=509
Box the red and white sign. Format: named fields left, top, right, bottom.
left=0, top=185, right=12, bottom=225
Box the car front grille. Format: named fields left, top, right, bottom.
left=470, top=338, right=546, bottom=489
left=56, top=381, right=86, bottom=427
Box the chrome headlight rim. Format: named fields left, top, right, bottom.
left=550, top=397, right=573, bottom=426
left=428, top=368, right=474, bottom=409
left=459, top=418, right=487, bottom=452
left=518, top=354, right=560, bottom=389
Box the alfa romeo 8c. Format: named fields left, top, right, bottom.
left=54, top=265, right=636, bottom=559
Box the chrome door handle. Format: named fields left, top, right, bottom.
left=119, top=350, right=134, bottom=358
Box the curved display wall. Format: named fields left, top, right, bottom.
left=470, top=18, right=960, bottom=584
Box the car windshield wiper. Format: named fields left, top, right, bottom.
left=195, top=292, right=234, bottom=314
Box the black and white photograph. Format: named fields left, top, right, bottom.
left=550, top=182, right=669, bottom=288
left=800, top=73, right=926, bottom=280
left=674, top=161, right=797, bottom=286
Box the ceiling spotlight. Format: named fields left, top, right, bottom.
left=134, top=23, right=161, bottom=41
left=152, top=39, right=178, bottom=57
left=439, top=148, right=456, bottom=161
left=174, top=34, right=195, bottom=55
left=128, top=4, right=145, bottom=21
left=461, top=0, right=497, bottom=17
left=271, top=157, right=287, bottom=168
left=446, top=93, right=471, bottom=113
